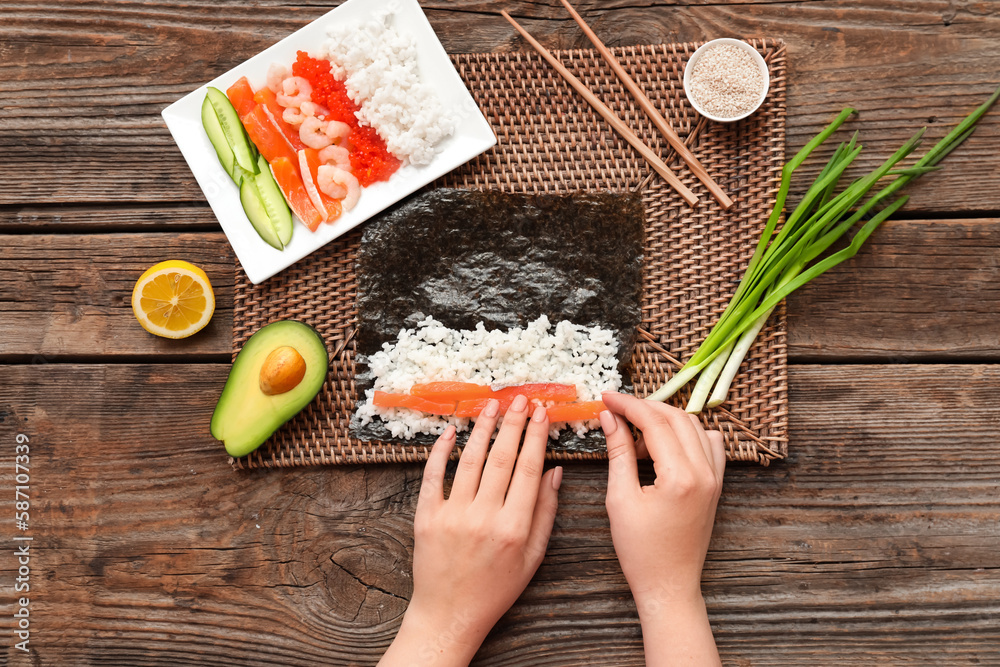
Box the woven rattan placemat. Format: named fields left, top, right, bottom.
left=231, top=38, right=788, bottom=469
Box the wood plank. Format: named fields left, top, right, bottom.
left=3, top=219, right=999, bottom=361
left=1, top=363, right=998, bottom=664
left=0, top=232, right=233, bottom=361
left=2, top=2, right=1000, bottom=211
left=788, top=216, right=1000, bottom=360
left=0, top=204, right=221, bottom=232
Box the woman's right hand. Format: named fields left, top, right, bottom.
left=600, top=392, right=725, bottom=666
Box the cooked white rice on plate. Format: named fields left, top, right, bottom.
left=355, top=315, right=622, bottom=439
left=323, top=8, right=457, bottom=166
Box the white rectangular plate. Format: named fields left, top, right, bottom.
left=162, top=0, right=497, bottom=284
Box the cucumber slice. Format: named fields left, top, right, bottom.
left=240, top=176, right=284, bottom=250
left=254, top=154, right=294, bottom=247
left=201, top=96, right=240, bottom=183
left=206, top=87, right=257, bottom=173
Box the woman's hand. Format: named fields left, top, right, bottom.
left=600, top=392, right=725, bottom=667
left=379, top=395, right=563, bottom=667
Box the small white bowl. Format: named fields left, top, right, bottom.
left=683, top=38, right=769, bottom=123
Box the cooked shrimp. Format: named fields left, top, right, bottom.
left=276, top=76, right=312, bottom=108
left=317, top=166, right=360, bottom=211
left=266, top=63, right=288, bottom=94
left=318, top=145, right=352, bottom=171
left=325, top=120, right=351, bottom=145
left=316, top=165, right=347, bottom=199
left=282, top=106, right=306, bottom=127
left=298, top=101, right=329, bottom=119
left=299, top=117, right=333, bottom=150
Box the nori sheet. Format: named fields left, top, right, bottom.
left=351, top=188, right=644, bottom=453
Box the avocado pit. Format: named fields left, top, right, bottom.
left=259, top=346, right=307, bottom=395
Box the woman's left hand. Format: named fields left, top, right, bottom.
left=379, top=395, right=563, bottom=667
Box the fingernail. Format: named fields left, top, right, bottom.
left=443, top=425, right=456, bottom=439
left=551, top=466, right=563, bottom=491
left=532, top=405, right=547, bottom=422
left=599, top=410, right=617, bottom=435
left=511, top=394, right=528, bottom=412
left=483, top=399, right=499, bottom=417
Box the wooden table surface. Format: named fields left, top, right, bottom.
left=2, top=1, right=1000, bottom=664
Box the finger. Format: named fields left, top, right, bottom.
left=655, top=404, right=711, bottom=471
left=707, top=430, right=727, bottom=485
left=635, top=433, right=650, bottom=460
left=418, top=425, right=456, bottom=509
left=525, top=466, right=561, bottom=567
left=449, top=399, right=500, bottom=504
left=601, top=392, right=684, bottom=467
left=477, top=394, right=532, bottom=505
left=600, top=408, right=640, bottom=497
left=687, top=413, right=716, bottom=471
left=504, top=405, right=550, bottom=516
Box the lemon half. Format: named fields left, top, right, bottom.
left=132, top=260, right=215, bottom=339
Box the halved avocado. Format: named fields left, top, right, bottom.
left=211, top=320, right=329, bottom=457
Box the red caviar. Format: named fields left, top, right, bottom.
left=348, top=125, right=402, bottom=186
left=291, top=51, right=401, bottom=187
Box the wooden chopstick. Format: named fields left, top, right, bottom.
left=500, top=10, right=699, bottom=207
left=558, top=0, right=733, bottom=210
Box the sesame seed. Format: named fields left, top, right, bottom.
left=688, top=44, right=766, bottom=119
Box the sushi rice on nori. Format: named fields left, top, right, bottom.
left=351, top=188, right=644, bottom=453
left=355, top=314, right=622, bottom=440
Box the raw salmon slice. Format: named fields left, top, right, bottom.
left=253, top=87, right=307, bottom=152
left=226, top=77, right=256, bottom=117
left=410, top=382, right=496, bottom=401
left=454, top=398, right=501, bottom=418
left=545, top=401, right=606, bottom=423
left=269, top=157, right=323, bottom=232
left=298, top=148, right=343, bottom=223
left=453, top=384, right=578, bottom=418
left=373, top=391, right=455, bottom=416
left=240, top=105, right=297, bottom=166
left=494, top=383, right=577, bottom=403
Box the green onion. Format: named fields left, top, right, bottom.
left=648, top=85, right=1000, bottom=411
